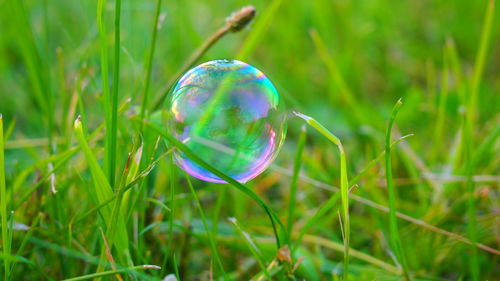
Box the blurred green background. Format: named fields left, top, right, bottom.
left=0, top=0, right=498, bottom=280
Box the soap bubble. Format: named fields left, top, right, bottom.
left=167, top=59, right=286, bottom=183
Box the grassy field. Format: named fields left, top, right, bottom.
left=0, top=0, right=499, bottom=280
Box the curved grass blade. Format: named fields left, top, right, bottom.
left=73, top=117, right=130, bottom=265
left=145, top=121, right=287, bottom=249
left=293, top=111, right=350, bottom=280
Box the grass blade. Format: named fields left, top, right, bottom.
left=464, top=1, right=495, bottom=280
left=385, top=99, right=410, bottom=280
left=139, top=0, right=162, bottom=132
left=293, top=111, right=350, bottom=280
left=287, top=125, right=307, bottom=240
left=0, top=114, right=11, bottom=281
left=229, top=217, right=271, bottom=280
left=62, top=264, right=160, bottom=281
left=108, top=0, right=122, bottom=188
left=292, top=134, right=413, bottom=251
left=468, top=0, right=495, bottom=129
left=97, top=0, right=112, bottom=183
left=184, top=174, right=228, bottom=280
left=145, top=121, right=287, bottom=249
left=73, top=117, right=130, bottom=265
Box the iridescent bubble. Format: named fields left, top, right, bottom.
left=167, top=59, right=286, bottom=183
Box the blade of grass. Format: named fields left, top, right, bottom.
left=279, top=165, right=500, bottom=256
left=287, top=125, right=307, bottom=240
left=0, top=114, right=11, bottom=281
left=145, top=121, right=287, bottom=249
left=309, top=29, right=364, bottom=125
left=97, top=152, right=133, bottom=278
left=384, top=99, right=409, bottom=280
left=468, top=0, right=495, bottom=129
left=299, top=234, right=401, bottom=274
left=108, top=0, right=122, bottom=188
left=432, top=41, right=450, bottom=160
left=161, top=153, right=177, bottom=277
left=184, top=173, right=228, bottom=280
left=97, top=0, right=112, bottom=183
left=464, top=1, right=495, bottom=280
left=73, top=117, right=130, bottom=265
left=10, top=212, right=42, bottom=275
left=70, top=144, right=167, bottom=227
left=139, top=0, right=162, bottom=132
left=62, top=264, right=161, bottom=281
left=293, top=111, right=350, bottom=280
left=13, top=97, right=131, bottom=209
left=228, top=217, right=271, bottom=280
left=290, top=135, right=414, bottom=252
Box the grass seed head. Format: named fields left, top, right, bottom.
left=226, top=6, right=256, bottom=32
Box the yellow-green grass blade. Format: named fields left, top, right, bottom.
left=73, top=117, right=130, bottom=265
left=293, top=111, right=350, bottom=280
left=385, top=99, right=410, bottom=280
left=0, top=114, right=11, bottom=281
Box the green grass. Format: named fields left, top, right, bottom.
left=384, top=99, right=409, bottom=279
left=1, top=115, right=11, bottom=281
left=294, top=112, right=351, bottom=279
left=0, top=0, right=499, bottom=280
